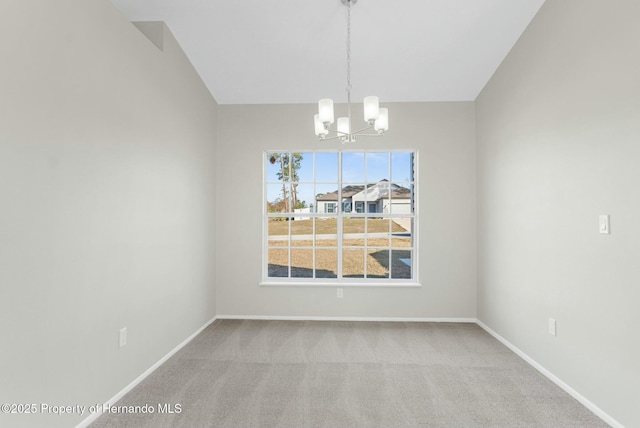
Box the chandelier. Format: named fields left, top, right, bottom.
left=314, top=0, right=388, bottom=143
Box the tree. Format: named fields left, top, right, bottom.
left=273, top=152, right=304, bottom=212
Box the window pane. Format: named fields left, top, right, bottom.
left=266, top=152, right=285, bottom=182
left=342, top=152, right=365, bottom=183
left=391, top=249, right=412, bottom=279
left=293, top=183, right=314, bottom=212
left=366, top=152, right=389, bottom=183
left=343, top=217, right=365, bottom=247
left=315, top=183, right=338, bottom=214
left=343, top=217, right=366, bottom=233
left=315, top=249, right=337, bottom=278
left=367, top=249, right=389, bottom=279
left=291, top=249, right=313, bottom=278
left=391, top=152, right=413, bottom=182
left=315, top=218, right=337, bottom=247
left=392, top=218, right=412, bottom=248
left=390, top=183, right=412, bottom=214
left=366, top=218, right=391, bottom=247
left=268, top=248, right=289, bottom=278
left=268, top=218, right=289, bottom=247
left=267, top=183, right=291, bottom=213
left=316, top=152, right=338, bottom=182
left=291, top=218, right=313, bottom=247
left=344, top=183, right=365, bottom=213
left=295, top=152, right=314, bottom=183
left=365, top=180, right=387, bottom=211
left=343, top=248, right=365, bottom=278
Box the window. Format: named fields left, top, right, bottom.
left=264, top=151, right=417, bottom=285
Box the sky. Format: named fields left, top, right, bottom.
left=266, top=152, right=413, bottom=208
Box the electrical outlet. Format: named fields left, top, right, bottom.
left=548, top=318, right=557, bottom=336
left=119, top=327, right=127, bottom=348
left=337, top=288, right=343, bottom=299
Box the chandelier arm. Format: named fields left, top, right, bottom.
left=322, top=127, right=351, bottom=136
left=317, top=134, right=344, bottom=142
left=352, top=133, right=384, bottom=137
left=350, top=124, right=375, bottom=135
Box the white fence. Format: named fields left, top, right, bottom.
left=293, top=208, right=311, bottom=220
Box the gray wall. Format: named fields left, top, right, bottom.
left=216, top=102, right=477, bottom=319
left=476, top=1, right=640, bottom=426
left=0, top=2, right=217, bottom=427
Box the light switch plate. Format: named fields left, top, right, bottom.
left=599, top=214, right=610, bottom=234
left=119, top=327, right=127, bottom=348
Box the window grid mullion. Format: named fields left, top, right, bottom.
left=312, top=153, right=317, bottom=278
left=337, top=152, right=343, bottom=281
left=363, top=155, right=368, bottom=279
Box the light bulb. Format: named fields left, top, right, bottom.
left=374, top=108, right=388, bottom=133
left=337, top=117, right=350, bottom=136
left=363, top=96, right=379, bottom=123
left=318, top=99, right=334, bottom=125
left=314, top=114, right=327, bottom=137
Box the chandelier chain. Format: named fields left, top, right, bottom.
left=346, top=0, right=352, bottom=93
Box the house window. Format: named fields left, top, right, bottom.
left=264, top=151, right=417, bottom=285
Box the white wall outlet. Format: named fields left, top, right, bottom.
left=119, top=327, right=127, bottom=348
left=599, top=214, right=610, bottom=234
left=548, top=318, right=557, bottom=336
left=337, top=288, right=343, bottom=299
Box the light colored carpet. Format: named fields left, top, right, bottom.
left=91, top=320, right=608, bottom=427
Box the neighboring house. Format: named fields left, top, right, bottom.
left=315, top=180, right=411, bottom=214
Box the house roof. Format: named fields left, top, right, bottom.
left=388, top=187, right=411, bottom=200
left=316, top=181, right=411, bottom=202
left=316, top=185, right=366, bottom=201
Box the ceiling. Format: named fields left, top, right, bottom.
left=108, top=0, right=545, bottom=105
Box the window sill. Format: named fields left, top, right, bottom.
left=259, top=281, right=422, bottom=288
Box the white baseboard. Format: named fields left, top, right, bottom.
left=76, top=315, right=621, bottom=428
left=476, top=320, right=622, bottom=428
left=75, top=316, right=217, bottom=428
left=216, top=314, right=477, bottom=323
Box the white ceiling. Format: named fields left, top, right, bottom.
left=108, top=0, right=545, bottom=105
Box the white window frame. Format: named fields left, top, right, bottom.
left=262, top=150, right=419, bottom=287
